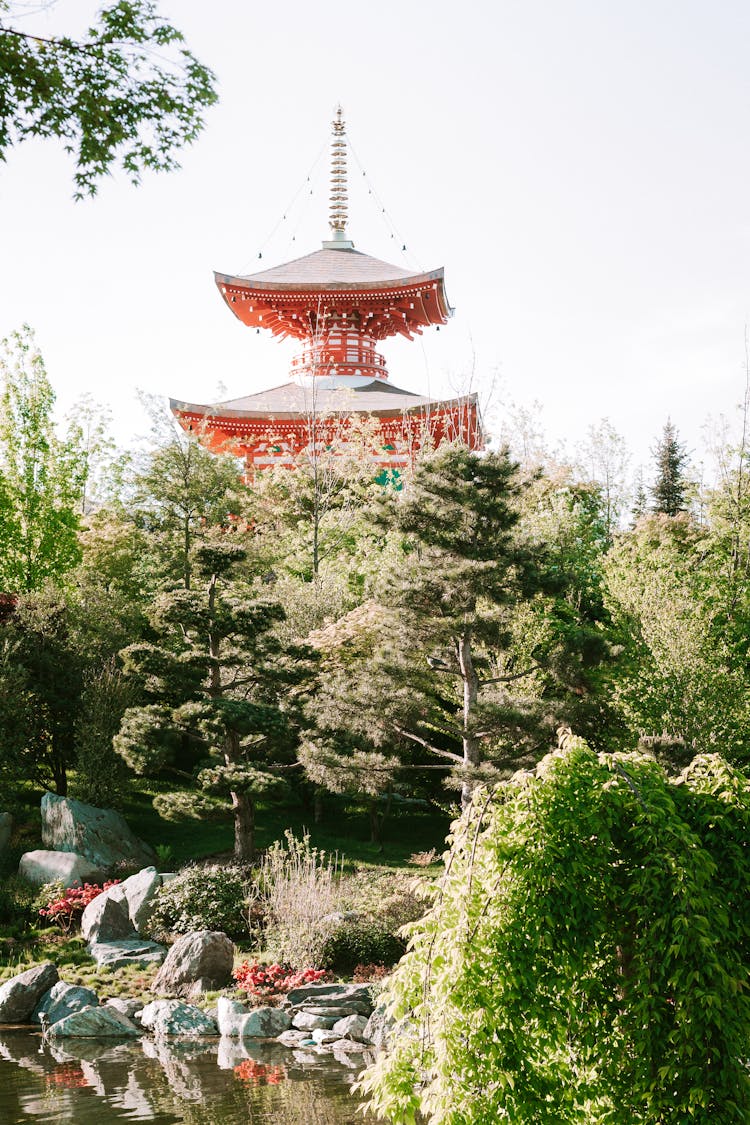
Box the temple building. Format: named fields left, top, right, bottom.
left=171, top=109, right=483, bottom=473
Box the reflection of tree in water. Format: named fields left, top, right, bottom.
left=0, top=1032, right=380, bottom=1125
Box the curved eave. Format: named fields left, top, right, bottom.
left=214, top=268, right=452, bottom=342
left=171, top=392, right=478, bottom=424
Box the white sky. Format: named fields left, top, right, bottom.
left=1, top=0, right=750, bottom=481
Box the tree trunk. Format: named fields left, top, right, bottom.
left=313, top=787, right=324, bottom=824
left=368, top=798, right=384, bottom=851
left=232, top=790, right=255, bottom=861
left=458, top=625, right=480, bottom=809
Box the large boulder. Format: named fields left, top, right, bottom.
left=41, top=792, right=156, bottom=871
left=0, top=962, right=59, bottom=1024
left=152, top=931, right=234, bottom=997
left=81, top=886, right=134, bottom=944
left=87, top=938, right=167, bottom=969
left=285, top=981, right=374, bottom=1009
left=18, top=850, right=102, bottom=889
left=48, top=1005, right=139, bottom=1038
left=242, top=1007, right=291, bottom=1038
left=137, top=999, right=217, bottom=1038
left=118, top=867, right=163, bottom=931
left=33, top=982, right=99, bottom=1025
left=332, top=1013, right=369, bottom=1041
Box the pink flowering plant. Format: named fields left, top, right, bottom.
left=232, top=961, right=327, bottom=1000
left=38, top=881, right=119, bottom=934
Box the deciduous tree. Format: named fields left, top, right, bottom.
left=0, top=0, right=217, bottom=197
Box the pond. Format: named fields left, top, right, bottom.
left=0, top=1030, right=382, bottom=1124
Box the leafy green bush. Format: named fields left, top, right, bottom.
left=145, top=864, right=252, bottom=941
left=321, top=918, right=405, bottom=974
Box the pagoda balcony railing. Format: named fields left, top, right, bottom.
left=290, top=346, right=388, bottom=380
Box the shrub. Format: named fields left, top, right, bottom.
left=145, top=864, right=251, bottom=941
left=320, top=919, right=406, bottom=975
left=233, top=960, right=327, bottom=999
left=258, top=830, right=343, bottom=966
left=38, top=880, right=119, bottom=934
left=353, top=963, right=392, bottom=983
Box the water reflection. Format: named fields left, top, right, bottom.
left=0, top=1030, right=380, bottom=1124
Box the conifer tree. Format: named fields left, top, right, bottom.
left=651, top=419, right=689, bottom=517
left=115, top=542, right=316, bottom=859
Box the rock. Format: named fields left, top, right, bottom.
left=216, top=997, right=249, bottom=1038
left=0, top=962, right=59, bottom=1024
left=332, top=1013, right=369, bottom=1041
left=88, top=938, right=167, bottom=969
left=137, top=999, right=217, bottom=1038
left=81, top=886, right=134, bottom=943
left=18, top=850, right=102, bottom=889
left=332, top=1037, right=370, bottom=1053
left=152, top=931, right=234, bottom=997
left=286, top=982, right=374, bottom=1009
left=105, top=998, right=143, bottom=1020
left=311, top=1028, right=340, bottom=1045
left=291, top=1011, right=338, bottom=1032
left=298, top=1002, right=371, bottom=1017
left=276, top=1029, right=310, bottom=1047
left=363, top=1006, right=394, bottom=1049
left=241, top=1007, right=291, bottom=1038
left=41, top=792, right=156, bottom=871
left=117, top=867, right=163, bottom=932
left=0, top=812, right=12, bottom=853
left=33, top=982, right=99, bottom=1025
left=48, top=1005, right=139, bottom=1038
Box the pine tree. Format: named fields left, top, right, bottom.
left=115, top=542, right=316, bottom=860
left=651, top=419, right=689, bottom=516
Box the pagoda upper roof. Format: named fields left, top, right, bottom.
left=171, top=379, right=476, bottom=421
left=218, top=246, right=444, bottom=293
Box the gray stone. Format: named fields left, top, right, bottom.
left=311, top=1028, right=340, bottom=1045
left=48, top=1005, right=139, bottom=1039
left=216, top=997, right=249, bottom=1038
left=291, top=1011, right=338, bottom=1031
left=0, top=812, right=12, bottom=854
left=81, top=885, right=134, bottom=943
left=298, top=1002, right=371, bottom=1017
left=137, top=999, right=217, bottom=1039
left=0, top=962, right=59, bottom=1024
left=363, top=1006, right=395, bottom=1049
left=88, top=938, right=167, bottom=969
left=41, top=791, right=156, bottom=871
left=286, top=982, right=373, bottom=1009
left=332, top=1013, right=369, bottom=1041
left=33, top=982, right=99, bottom=1025
left=276, top=1029, right=310, bottom=1047
left=241, top=1007, right=291, bottom=1038
left=332, top=1037, right=369, bottom=1053
left=18, top=850, right=102, bottom=889
left=105, top=998, right=142, bottom=1019
left=152, top=931, right=234, bottom=997
left=117, top=867, right=163, bottom=932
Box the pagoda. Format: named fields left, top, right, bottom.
left=171, top=108, right=483, bottom=473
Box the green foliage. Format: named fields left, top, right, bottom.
left=359, top=733, right=750, bottom=1123
left=145, top=864, right=251, bottom=941
left=651, top=418, right=690, bottom=517
left=321, top=919, right=405, bottom=975
left=71, top=659, right=137, bottom=807
left=0, top=0, right=217, bottom=197
left=0, top=326, right=85, bottom=593
left=115, top=542, right=317, bottom=859
left=604, top=514, right=750, bottom=760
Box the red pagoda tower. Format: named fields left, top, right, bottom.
left=171, top=109, right=483, bottom=472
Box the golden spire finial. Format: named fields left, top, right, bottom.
left=329, top=104, right=349, bottom=239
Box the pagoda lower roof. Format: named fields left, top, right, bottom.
left=221, top=247, right=442, bottom=291
left=171, top=379, right=476, bottom=421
